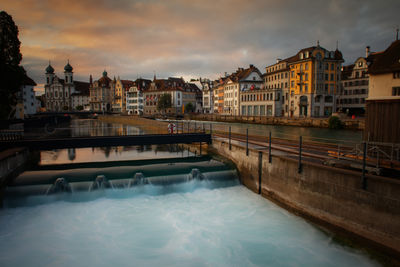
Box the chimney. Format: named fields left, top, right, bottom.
left=276, top=58, right=281, bottom=64
left=249, top=64, right=254, bottom=68
left=224, top=72, right=228, bottom=77
left=89, top=74, right=92, bottom=85
left=365, top=46, right=370, bottom=58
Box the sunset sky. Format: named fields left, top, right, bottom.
left=3, top=0, right=400, bottom=89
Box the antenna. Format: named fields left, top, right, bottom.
left=397, top=26, right=399, bottom=41
left=336, top=40, right=339, bottom=50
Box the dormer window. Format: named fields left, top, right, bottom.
left=300, top=53, right=303, bottom=59
left=305, top=51, right=309, bottom=58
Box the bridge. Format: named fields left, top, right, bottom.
left=0, top=133, right=211, bottom=151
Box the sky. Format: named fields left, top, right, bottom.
left=3, top=0, right=400, bottom=90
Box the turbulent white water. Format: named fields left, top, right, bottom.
left=0, top=183, right=378, bottom=267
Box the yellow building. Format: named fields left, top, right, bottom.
left=112, top=77, right=134, bottom=113
left=285, top=43, right=343, bottom=117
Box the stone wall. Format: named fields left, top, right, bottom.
left=212, top=139, right=400, bottom=255
left=187, top=114, right=364, bottom=130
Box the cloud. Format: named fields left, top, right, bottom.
left=2, top=0, right=400, bottom=85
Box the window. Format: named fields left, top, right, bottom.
left=291, top=81, right=294, bottom=88
left=325, top=64, right=329, bottom=70
left=330, top=64, right=334, bottom=70
left=291, top=71, right=294, bottom=78
left=305, top=73, right=308, bottom=81
left=305, top=63, right=308, bottom=70
left=393, top=72, right=400, bottom=79
left=325, top=74, right=329, bottom=80
left=330, top=74, right=334, bottom=81
left=392, top=87, right=400, bottom=96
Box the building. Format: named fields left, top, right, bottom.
left=15, top=74, right=38, bottom=118
left=126, top=78, right=151, bottom=115
left=264, top=59, right=290, bottom=116
left=112, top=77, right=135, bottom=113
left=143, top=77, right=201, bottom=116
left=90, top=70, right=113, bottom=112
left=200, top=78, right=213, bottom=113
left=45, top=61, right=90, bottom=111
left=282, top=43, right=344, bottom=117
left=338, top=48, right=369, bottom=116
left=225, top=65, right=263, bottom=116
left=365, top=39, right=400, bottom=143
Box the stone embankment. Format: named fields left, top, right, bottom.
left=212, top=138, right=400, bottom=258
left=183, top=114, right=364, bottom=130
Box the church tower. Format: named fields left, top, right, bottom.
left=45, top=61, right=55, bottom=85
left=64, top=60, right=73, bottom=84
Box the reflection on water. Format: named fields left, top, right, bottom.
left=41, top=144, right=194, bottom=165
left=69, top=119, right=144, bottom=137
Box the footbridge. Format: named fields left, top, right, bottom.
left=0, top=133, right=211, bottom=151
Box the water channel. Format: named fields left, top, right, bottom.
left=0, top=119, right=379, bottom=266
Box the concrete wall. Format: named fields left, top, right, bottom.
left=212, top=139, right=400, bottom=255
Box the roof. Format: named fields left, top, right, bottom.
left=283, top=45, right=343, bottom=63
left=73, top=81, right=90, bottom=96
left=121, top=80, right=135, bottom=90
left=367, top=40, right=400, bottom=74
left=23, top=75, right=37, bottom=86
left=341, top=64, right=355, bottom=80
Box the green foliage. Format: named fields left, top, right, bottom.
left=0, top=11, right=25, bottom=119
left=185, top=102, right=194, bottom=113
left=328, top=116, right=343, bottom=129
left=156, top=94, right=171, bottom=113
left=76, top=105, right=84, bottom=111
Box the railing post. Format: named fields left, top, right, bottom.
left=229, top=126, right=231, bottom=150
left=200, top=142, right=202, bottom=155
left=362, top=142, right=367, bottom=190
left=210, top=123, right=212, bottom=135
left=268, top=131, right=272, bottom=163
left=258, top=151, right=262, bottom=195
left=298, top=136, right=302, bottom=173
left=195, top=121, right=197, bottom=133
left=246, top=128, right=249, bottom=156
left=187, top=121, right=190, bottom=133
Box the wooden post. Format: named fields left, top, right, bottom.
left=298, top=136, right=302, bottom=173
left=258, top=151, right=262, bottom=195
left=362, top=142, right=367, bottom=190
left=268, top=131, right=272, bottom=163
left=246, top=128, right=249, bottom=156
left=229, top=126, right=231, bottom=150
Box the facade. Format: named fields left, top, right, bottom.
left=90, top=70, right=113, bottom=112
left=126, top=79, right=151, bottom=115
left=365, top=40, right=400, bottom=143
left=338, top=52, right=369, bottom=115
left=16, top=75, right=38, bottom=118
left=282, top=43, right=344, bottom=117
left=264, top=59, right=290, bottom=116
left=143, top=77, right=201, bottom=116
left=200, top=78, right=213, bottom=113
left=44, top=61, right=90, bottom=111
left=112, top=78, right=134, bottom=113
left=226, top=65, right=263, bottom=116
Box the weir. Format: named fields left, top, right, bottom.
left=3, top=156, right=239, bottom=206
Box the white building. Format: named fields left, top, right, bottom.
left=15, top=75, right=38, bottom=118
left=45, top=61, right=90, bottom=111
left=338, top=49, right=369, bottom=116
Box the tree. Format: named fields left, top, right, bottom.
left=185, top=102, right=194, bottom=113
left=157, top=94, right=171, bottom=114
left=0, top=11, right=26, bottom=119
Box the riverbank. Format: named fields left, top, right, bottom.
left=162, top=114, right=364, bottom=130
